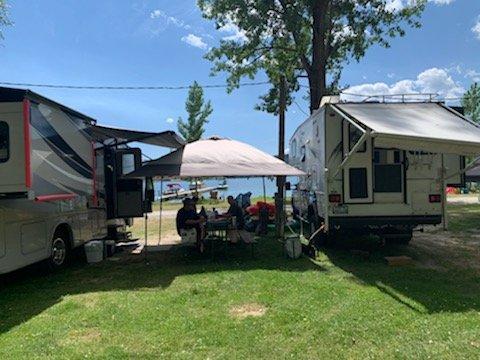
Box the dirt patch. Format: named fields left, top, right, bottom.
left=60, top=328, right=102, bottom=346
left=410, top=229, right=480, bottom=273
left=229, top=303, right=267, bottom=319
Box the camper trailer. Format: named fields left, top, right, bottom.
left=0, top=87, right=184, bottom=274
left=289, top=97, right=480, bottom=244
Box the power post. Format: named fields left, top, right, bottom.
left=275, top=76, right=286, bottom=239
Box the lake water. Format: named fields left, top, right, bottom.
left=154, top=177, right=284, bottom=199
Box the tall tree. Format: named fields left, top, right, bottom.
left=199, top=0, right=425, bottom=113
left=178, top=81, right=213, bottom=142
left=0, top=0, right=11, bottom=41
left=462, top=83, right=480, bottom=123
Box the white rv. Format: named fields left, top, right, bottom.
left=289, top=97, right=480, bottom=244
left=0, top=87, right=184, bottom=274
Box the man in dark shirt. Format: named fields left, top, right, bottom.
left=176, top=198, right=205, bottom=252
left=226, top=195, right=245, bottom=230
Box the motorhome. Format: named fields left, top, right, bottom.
left=289, top=97, right=480, bottom=244
left=0, top=87, right=184, bottom=274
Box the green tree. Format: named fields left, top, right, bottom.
left=0, top=0, right=11, bottom=41
left=462, top=83, right=480, bottom=123
left=178, top=81, right=213, bottom=142
left=198, top=0, right=425, bottom=113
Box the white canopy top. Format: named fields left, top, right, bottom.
left=334, top=102, right=480, bottom=155
left=127, top=137, right=305, bottom=178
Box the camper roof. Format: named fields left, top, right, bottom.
left=0, top=86, right=185, bottom=149
left=332, top=102, right=480, bottom=155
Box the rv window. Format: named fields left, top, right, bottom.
left=349, top=168, right=368, bottom=199
left=122, top=153, right=136, bottom=175
left=0, top=122, right=9, bottom=163
left=374, top=164, right=402, bottom=192
left=349, top=124, right=366, bottom=152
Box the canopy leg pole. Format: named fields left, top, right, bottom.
left=262, top=176, right=266, bottom=203
left=158, top=178, right=163, bottom=246
left=441, top=154, right=448, bottom=231
left=144, top=211, right=149, bottom=264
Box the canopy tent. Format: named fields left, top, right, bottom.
left=127, top=137, right=305, bottom=178
left=91, top=124, right=185, bottom=148
left=333, top=102, right=480, bottom=155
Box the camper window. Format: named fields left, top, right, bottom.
left=373, top=149, right=402, bottom=193
left=121, top=153, right=135, bottom=175
left=0, top=121, right=9, bottom=163
left=349, top=124, right=366, bottom=152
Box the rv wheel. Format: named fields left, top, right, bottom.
left=48, top=234, right=70, bottom=270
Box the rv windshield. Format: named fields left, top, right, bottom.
left=0, top=122, right=8, bottom=163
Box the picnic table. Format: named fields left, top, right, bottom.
left=204, top=217, right=257, bottom=259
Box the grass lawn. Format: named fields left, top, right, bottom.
left=1, top=203, right=480, bottom=358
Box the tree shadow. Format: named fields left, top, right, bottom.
left=323, top=242, right=480, bottom=314
left=0, top=236, right=323, bottom=335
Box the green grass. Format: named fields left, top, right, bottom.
left=1, top=204, right=480, bottom=359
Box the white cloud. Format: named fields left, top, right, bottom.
left=219, top=19, right=248, bottom=42
left=472, top=17, right=480, bottom=40
left=149, top=9, right=190, bottom=31
left=166, top=117, right=174, bottom=124
left=466, top=69, right=480, bottom=82
left=386, top=0, right=454, bottom=12
left=342, top=67, right=465, bottom=101
left=181, top=34, right=208, bottom=50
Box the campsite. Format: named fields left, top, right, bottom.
left=1, top=1, right=480, bottom=359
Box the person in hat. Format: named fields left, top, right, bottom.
left=176, top=198, right=206, bottom=252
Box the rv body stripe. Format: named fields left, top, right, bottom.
left=22, top=99, right=32, bottom=188
left=30, top=104, right=93, bottom=178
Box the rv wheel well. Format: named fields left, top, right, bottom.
left=53, top=223, right=73, bottom=249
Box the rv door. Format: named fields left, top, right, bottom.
left=342, top=121, right=373, bottom=203
left=104, top=147, right=144, bottom=219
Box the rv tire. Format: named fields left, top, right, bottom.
left=47, top=230, right=71, bottom=271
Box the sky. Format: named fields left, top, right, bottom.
left=0, top=0, right=479, bottom=159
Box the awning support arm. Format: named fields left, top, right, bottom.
left=444, top=155, right=480, bottom=182
left=332, top=131, right=370, bottom=179
left=330, top=104, right=366, bottom=134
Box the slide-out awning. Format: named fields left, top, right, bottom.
left=126, top=137, right=305, bottom=178
left=333, top=103, right=480, bottom=155
left=91, top=124, right=185, bottom=148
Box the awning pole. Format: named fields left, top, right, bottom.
left=158, top=178, right=163, bottom=246
left=262, top=176, right=266, bottom=203
left=144, top=211, right=148, bottom=263
left=441, top=154, right=448, bottom=231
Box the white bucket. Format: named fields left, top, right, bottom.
left=84, top=241, right=104, bottom=263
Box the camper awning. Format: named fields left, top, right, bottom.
left=333, top=103, right=480, bottom=155
left=126, top=137, right=305, bottom=178
left=91, top=124, right=185, bottom=148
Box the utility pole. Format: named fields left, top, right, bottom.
left=275, top=76, right=286, bottom=239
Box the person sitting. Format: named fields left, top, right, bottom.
left=176, top=198, right=205, bottom=252
left=226, top=195, right=245, bottom=230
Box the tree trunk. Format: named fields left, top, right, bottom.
left=308, top=0, right=328, bottom=114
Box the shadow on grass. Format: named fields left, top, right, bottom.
left=0, top=235, right=322, bottom=335
left=323, top=242, right=480, bottom=314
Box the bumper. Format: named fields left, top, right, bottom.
left=329, top=215, right=442, bottom=228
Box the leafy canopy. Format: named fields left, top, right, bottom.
left=462, top=83, right=480, bottom=123
left=178, top=81, right=213, bottom=142
left=0, top=0, right=11, bottom=41
left=199, top=0, right=425, bottom=113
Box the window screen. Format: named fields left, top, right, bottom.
left=122, top=153, right=135, bottom=175
left=349, top=124, right=366, bottom=152
left=349, top=168, right=368, bottom=199
left=374, top=164, right=402, bottom=192
left=0, top=122, right=9, bottom=163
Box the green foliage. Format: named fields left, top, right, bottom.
left=0, top=0, right=11, bottom=41
left=198, top=0, right=425, bottom=113
left=462, top=83, right=480, bottom=123
left=178, top=81, right=213, bottom=142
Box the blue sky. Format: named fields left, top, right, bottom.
left=0, top=0, right=479, bottom=158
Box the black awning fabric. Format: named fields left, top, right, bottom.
left=91, top=124, right=185, bottom=148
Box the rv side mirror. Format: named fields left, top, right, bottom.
left=145, top=177, right=155, bottom=202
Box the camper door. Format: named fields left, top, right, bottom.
left=0, top=101, right=28, bottom=196
left=342, top=121, right=373, bottom=203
